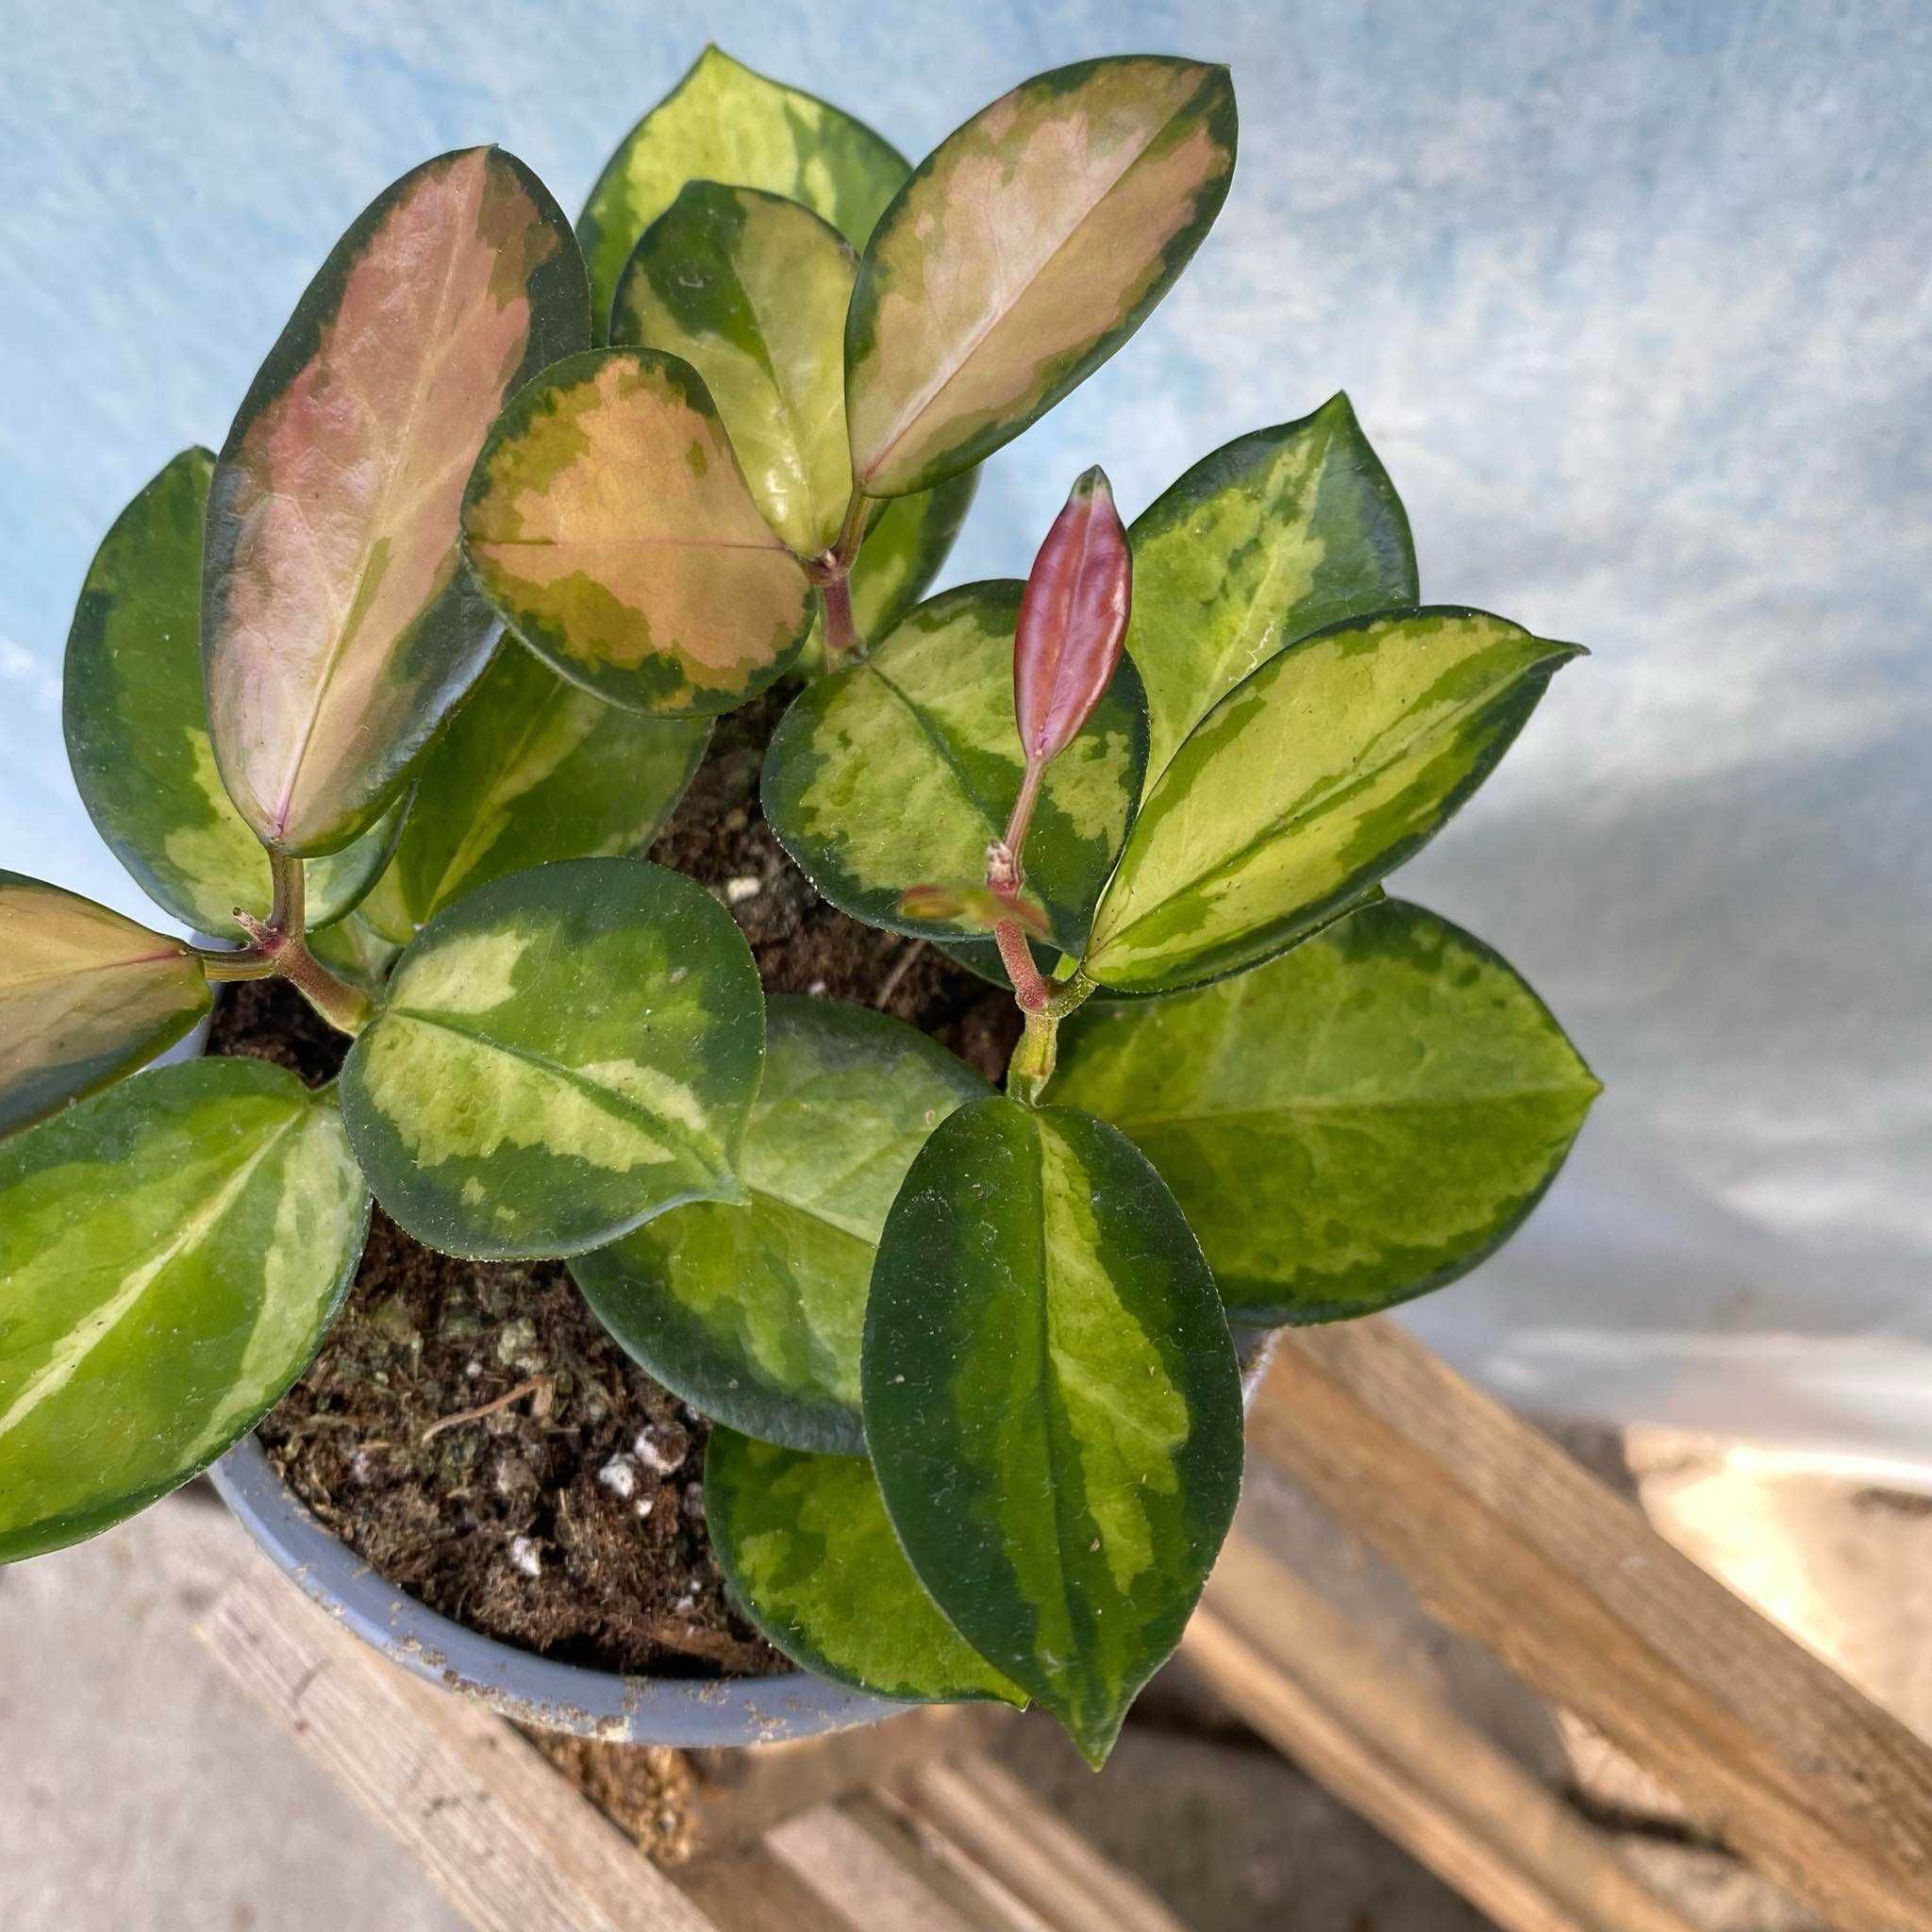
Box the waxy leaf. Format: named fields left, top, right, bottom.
left=1129, top=394, right=1418, bottom=791
left=1015, top=467, right=1132, bottom=766
left=0, top=1058, right=368, bottom=1561
left=1084, top=608, right=1583, bottom=994
left=462, top=349, right=812, bottom=716
left=339, top=858, right=762, bottom=1260
left=0, top=874, right=209, bottom=1135
left=823, top=469, right=980, bottom=659
left=707, top=1428, right=1024, bottom=1705
left=307, top=913, right=401, bottom=997
left=64, top=449, right=408, bottom=938
left=379, top=643, right=709, bottom=939
left=578, top=44, right=908, bottom=341
left=613, top=182, right=857, bottom=558
left=1055, top=900, right=1601, bottom=1324
left=762, top=582, right=1147, bottom=953
left=846, top=58, right=1238, bottom=497
left=573, top=997, right=985, bottom=1454
left=863, top=1097, right=1242, bottom=1765
left=204, top=147, right=590, bottom=855
left=898, top=883, right=1050, bottom=941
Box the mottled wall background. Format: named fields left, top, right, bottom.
left=4, top=1, right=1927, bottom=1464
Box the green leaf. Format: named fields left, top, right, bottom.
left=462, top=348, right=812, bottom=717
left=307, top=913, right=401, bottom=997
left=338, top=858, right=762, bottom=1261
left=64, top=448, right=408, bottom=938
left=381, top=643, right=709, bottom=939
left=0, top=1058, right=369, bottom=1562
left=762, top=583, right=1147, bottom=953
left=204, top=147, right=590, bottom=855
left=845, top=58, right=1238, bottom=497
left=0, top=874, right=209, bottom=1135
left=573, top=996, right=986, bottom=1454
left=1054, top=900, right=1601, bottom=1324
left=612, top=182, right=858, bottom=558
left=1083, top=608, right=1583, bottom=994
left=706, top=1428, right=1025, bottom=1705
left=863, top=1096, right=1242, bottom=1765
left=1128, top=395, right=1418, bottom=791
left=578, top=44, right=909, bottom=342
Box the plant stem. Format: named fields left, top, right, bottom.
left=1003, top=960, right=1096, bottom=1106
left=189, top=848, right=375, bottom=1034
left=820, top=569, right=858, bottom=662
left=815, top=487, right=873, bottom=668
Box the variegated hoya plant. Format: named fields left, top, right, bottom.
left=0, top=48, right=1599, bottom=1765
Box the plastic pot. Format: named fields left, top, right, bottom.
left=209, top=1435, right=904, bottom=1745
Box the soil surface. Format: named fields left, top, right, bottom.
left=235, top=681, right=1020, bottom=1678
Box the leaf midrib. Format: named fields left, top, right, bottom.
left=1102, top=1082, right=1598, bottom=1132
left=0, top=1113, right=299, bottom=1445
left=1099, top=648, right=1546, bottom=954
left=382, top=1006, right=722, bottom=1175
left=859, top=75, right=1203, bottom=485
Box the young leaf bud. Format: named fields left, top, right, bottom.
left=1013, top=466, right=1132, bottom=767
left=899, top=882, right=1052, bottom=941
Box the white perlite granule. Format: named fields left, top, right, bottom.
left=508, top=1535, right=541, bottom=1579
left=598, top=1456, right=639, bottom=1499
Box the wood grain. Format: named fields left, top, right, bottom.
left=1185, top=1532, right=1704, bottom=1932
left=1249, top=1318, right=1932, bottom=1931
left=198, top=1562, right=717, bottom=1932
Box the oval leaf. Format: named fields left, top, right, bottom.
left=573, top=996, right=986, bottom=1454
left=381, top=643, right=709, bottom=938
left=339, top=857, right=762, bottom=1260
left=204, top=147, right=590, bottom=855
left=0, top=1058, right=368, bottom=1562
left=845, top=58, right=1237, bottom=497
left=1055, top=900, right=1601, bottom=1324
left=0, top=874, right=209, bottom=1134
left=1015, top=466, right=1132, bottom=764
left=863, top=1096, right=1242, bottom=1766
left=613, top=182, right=857, bottom=558
left=1128, top=393, right=1419, bottom=791
left=578, top=44, right=908, bottom=341
left=707, top=1427, right=1024, bottom=1706
left=1084, top=608, right=1584, bottom=994
left=762, top=582, right=1147, bottom=953
left=307, top=913, right=401, bottom=997
left=463, top=348, right=812, bottom=716
left=64, top=448, right=406, bottom=936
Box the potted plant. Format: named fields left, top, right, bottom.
left=0, top=46, right=1599, bottom=1766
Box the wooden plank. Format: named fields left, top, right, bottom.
left=197, top=1562, right=718, bottom=1932
left=890, top=1755, right=1190, bottom=1932
left=763, top=1797, right=1008, bottom=1932
left=687, top=1703, right=1015, bottom=1849
left=1249, top=1319, right=1932, bottom=1932
left=672, top=1840, right=864, bottom=1932
left=1184, top=1533, right=1706, bottom=1932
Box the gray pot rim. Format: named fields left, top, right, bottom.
left=210, top=1434, right=906, bottom=1746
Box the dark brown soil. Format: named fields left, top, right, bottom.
left=235, top=680, right=1020, bottom=1678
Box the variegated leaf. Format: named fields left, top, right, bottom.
left=380, top=643, right=709, bottom=939
left=1129, top=395, right=1418, bottom=791
left=307, top=913, right=401, bottom=997
left=863, top=1096, right=1242, bottom=1766
left=1054, top=900, right=1601, bottom=1324
left=64, top=448, right=405, bottom=936
left=0, top=1058, right=368, bottom=1562
left=338, top=858, right=762, bottom=1260
left=462, top=349, right=812, bottom=716
left=573, top=997, right=986, bottom=1454
left=578, top=44, right=908, bottom=340
left=1083, top=608, right=1584, bottom=994
left=845, top=58, right=1238, bottom=497
left=0, top=874, right=209, bottom=1135
left=612, top=182, right=857, bottom=558
left=707, top=1428, right=1024, bottom=1705
left=204, top=147, right=590, bottom=856
left=761, top=582, right=1147, bottom=953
